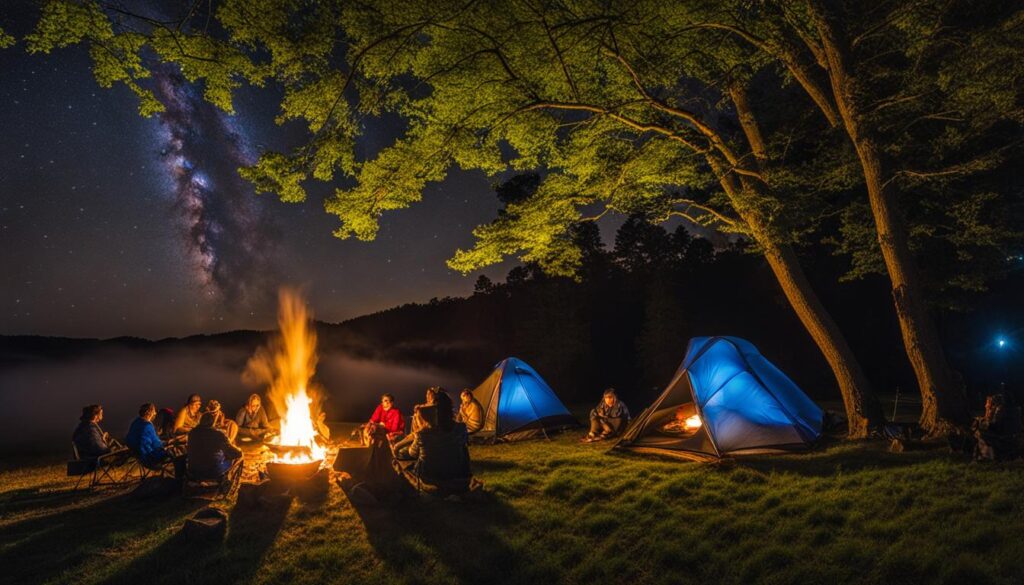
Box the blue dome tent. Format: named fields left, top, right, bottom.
left=471, top=357, right=578, bottom=441
left=615, top=337, right=823, bottom=460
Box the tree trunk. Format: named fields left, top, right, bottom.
left=708, top=154, right=884, bottom=438
left=809, top=1, right=969, bottom=434
left=760, top=239, right=885, bottom=437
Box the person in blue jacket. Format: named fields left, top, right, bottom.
left=126, top=403, right=169, bottom=467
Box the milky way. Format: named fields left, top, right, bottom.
left=152, top=68, right=279, bottom=312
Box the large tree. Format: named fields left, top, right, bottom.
left=21, top=0, right=885, bottom=435
left=679, top=0, right=1024, bottom=434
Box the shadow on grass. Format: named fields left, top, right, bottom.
left=353, top=490, right=545, bottom=583
left=0, top=484, right=103, bottom=522
left=471, top=459, right=517, bottom=472
left=738, top=440, right=966, bottom=478
left=606, top=437, right=968, bottom=478
left=0, top=488, right=207, bottom=584
left=101, top=498, right=291, bottom=585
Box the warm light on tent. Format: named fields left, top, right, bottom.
left=685, top=415, right=702, bottom=430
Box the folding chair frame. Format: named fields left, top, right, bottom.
left=68, top=444, right=132, bottom=490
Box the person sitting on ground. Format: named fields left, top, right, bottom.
left=583, top=388, right=630, bottom=442
left=974, top=394, right=1021, bottom=461
left=72, top=404, right=117, bottom=459
left=661, top=404, right=701, bottom=436
left=235, top=393, right=275, bottom=443
left=400, top=391, right=472, bottom=494
left=204, top=400, right=239, bottom=443
left=173, top=393, right=203, bottom=437
left=363, top=393, right=406, bottom=445
left=186, top=411, right=243, bottom=481
left=455, top=388, right=484, bottom=434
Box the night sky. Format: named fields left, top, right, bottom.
left=0, top=4, right=520, bottom=339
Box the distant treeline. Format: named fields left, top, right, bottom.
left=3, top=216, right=1017, bottom=410
left=339, top=216, right=1021, bottom=410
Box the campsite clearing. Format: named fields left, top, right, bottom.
left=2, top=436, right=1024, bottom=585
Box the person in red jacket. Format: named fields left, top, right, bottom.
left=363, top=393, right=406, bottom=445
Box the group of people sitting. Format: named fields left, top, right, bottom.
left=351, top=387, right=485, bottom=495
left=71, top=392, right=288, bottom=484
left=69, top=384, right=691, bottom=498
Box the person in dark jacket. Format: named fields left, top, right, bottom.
left=187, top=411, right=242, bottom=480
left=583, top=388, right=630, bottom=442
left=400, top=391, right=471, bottom=492
left=235, top=393, right=275, bottom=443
left=72, top=404, right=116, bottom=458
left=153, top=407, right=177, bottom=439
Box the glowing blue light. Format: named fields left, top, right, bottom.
left=997, top=337, right=1007, bottom=349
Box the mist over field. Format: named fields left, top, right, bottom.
left=0, top=345, right=468, bottom=451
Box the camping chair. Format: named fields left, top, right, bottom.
left=183, top=459, right=243, bottom=500
left=122, top=447, right=177, bottom=483
left=67, top=444, right=131, bottom=490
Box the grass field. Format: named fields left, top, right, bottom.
left=2, top=433, right=1024, bottom=585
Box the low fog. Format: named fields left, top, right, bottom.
left=0, top=346, right=468, bottom=451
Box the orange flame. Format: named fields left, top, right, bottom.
left=244, top=288, right=326, bottom=464
left=685, top=415, right=703, bottom=430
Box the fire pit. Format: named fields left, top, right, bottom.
left=266, top=459, right=323, bottom=483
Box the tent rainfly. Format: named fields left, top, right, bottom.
left=471, top=357, right=577, bottom=441
left=614, top=336, right=823, bottom=460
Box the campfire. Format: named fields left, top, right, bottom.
left=685, top=415, right=702, bottom=430
left=245, top=289, right=326, bottom=478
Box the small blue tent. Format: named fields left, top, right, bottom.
left=615, top=337, right=823, bottom=460
left=471, top=357, right=578, bottom=441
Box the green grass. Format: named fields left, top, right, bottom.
left=3, top=436, right=1024, bottom=585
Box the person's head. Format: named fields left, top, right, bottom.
left=381, top=393, right=395, bottom=410
left=80, top=404, right=103, bottom=423
left=198, top=411, right=219, bottom=428
left=603, top=388, right=618, bottom=407
left=185, top=393, right=202, bottom=413
left=205, top=400, right=222, bottom=414
left=139, top=403, right=157, bottom=421
left=246, top=393, right=261, bottom=412
left=460, top=389, right=473, bottom=404
left=425, top=386, right=439, bottom=405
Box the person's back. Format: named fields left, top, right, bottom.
left=72, top=420, right=109, bottom=459
left=72, top=404, right=111, bottom=459
left=410, top=423, right=470, bottom=484
left=187, top=414, right=242, bottom=480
